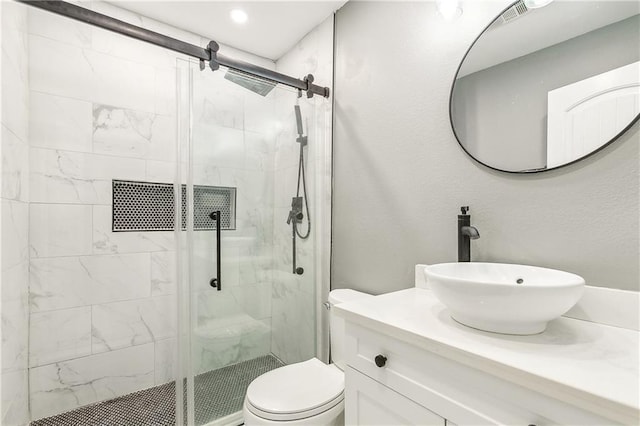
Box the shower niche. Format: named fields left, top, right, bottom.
left=112, top=180, right=237, bottom=232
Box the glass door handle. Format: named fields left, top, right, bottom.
left=208, top=211, right=221, bottom=291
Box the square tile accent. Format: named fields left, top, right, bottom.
left=112, top=180, right=236, bottom=232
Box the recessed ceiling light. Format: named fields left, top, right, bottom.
left=230, top=9, right=248, bottom=24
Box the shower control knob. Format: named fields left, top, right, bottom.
left=295, top=267, right=304, bottom=275
left=374, top=355, right=387, bottom=368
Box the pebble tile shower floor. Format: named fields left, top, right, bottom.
left=30, top=355, right=284, bottom=426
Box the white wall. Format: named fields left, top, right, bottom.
left=332, top=1, right=639, bottom=294
left=1, top=1, right=30, bottom=424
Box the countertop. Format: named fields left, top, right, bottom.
left=334, top=288, right=639, bottom=424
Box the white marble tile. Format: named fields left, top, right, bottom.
left=29, top=307, right=92, bottom=367
left=146, top=160, right=179, bottom=183
left=1, top=10, right=29, bottom=144
left=1, top=125, right=29, bottom=202
left=154, top=338, right=176, bottom=385
left=1, top=199, right=29, bottom=271
left=92, top=205, right=175, bottom=254
left=237, top=245, right=274, bottom=287
left=230, top=283, right=272, bottom=320
left=272, top=166, right=302, bottom=209
left=192, top=313, right=270, bottom=374
left=90, top=1, right=202, bottom=53
left=30, top=253, right=151, bottom=312
left=30, top=148, right=145, bottom=204
left=193, top=84, right=244, bottom=131
left=151, top=251, right=176, bottom=296
left=91, top=295, right=176, bottom=353
left=90, top=22, right=176, bottom=70
left=1, top=297, right=29, bottom=373
left=29, top=34, right=157, bottom=114
left=29, top=343, right=155, bottom=420
left=196, top=291, right=242, bottom=324
left=243, top=89, right=278, bottom=136
left=30, top=91, right=93, bottom=152
left=1, top=369, right=29, bottom=426
left=270, top=272, right=316, bottom=365
left=154, top=67, right=176, bottom=116
left=2, top=0, right=28, bottom=31
left=30, top=204, right=93, bottom=258
left=191, top=124, right=245, bottom=169
left=244, top=131, right=274, bottom=172
left=1, top=258, right=29, bottom=314
left=27, top=7, right=92, bottom=49
left=92, top=104, right=175, bottom=161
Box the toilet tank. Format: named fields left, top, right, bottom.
left=328, top=289, right=372, bottom=371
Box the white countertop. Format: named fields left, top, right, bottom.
left=335, top=288, right=639, bottom=424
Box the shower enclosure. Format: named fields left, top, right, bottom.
left=0, top=1, right=333, bottom=424
left=176, top=60, right=332, bottom=425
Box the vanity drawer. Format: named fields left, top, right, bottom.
left=345, top=323, right=613, bottom=426
left=345, top=366, right=445, bottom=426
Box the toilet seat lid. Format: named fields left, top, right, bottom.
left=246, top=358, right=344, bottom=418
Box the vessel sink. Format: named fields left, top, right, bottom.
left=424, top=263, right=585, bottom=335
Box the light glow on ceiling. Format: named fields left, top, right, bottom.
left=230, top=9, right=248, bottom=24
left=437, top=0, right=463, bottom=22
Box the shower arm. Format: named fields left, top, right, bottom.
left=17, top=0, right=330, bottom=99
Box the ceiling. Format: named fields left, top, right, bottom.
left=459, top=1, right=639, bottom=77
left=110, top=1, right=347, bottom=61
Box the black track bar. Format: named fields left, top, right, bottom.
left=18, top=0, right=330, bottom=98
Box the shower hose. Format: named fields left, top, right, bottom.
left=295, top=138, right=311, bottom=240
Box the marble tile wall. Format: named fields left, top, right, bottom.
left=1, top=1, right=31, bottom=425
left=25, top=2, right=184, bottom=418
left=271, top=16, right=335, bottom=365
left=20, top=1, right=284, bottom=420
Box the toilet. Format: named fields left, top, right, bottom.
left=243, top=289, right=372, bottom=425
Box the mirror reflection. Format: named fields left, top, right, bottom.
left=450, top=1, right=640, bottom=173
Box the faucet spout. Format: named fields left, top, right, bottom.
left=458, top=207, right=479, bottom=262
left=461, top=225, right=480, bottom=239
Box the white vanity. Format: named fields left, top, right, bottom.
left=334, top=267, right=639, bottom=425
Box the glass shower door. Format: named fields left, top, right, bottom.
left=177, top=59, right=322, bottom=425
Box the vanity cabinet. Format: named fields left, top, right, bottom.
left=344, top=322, right=616, bottom=426
left=346, top=367, right=445, bottom=425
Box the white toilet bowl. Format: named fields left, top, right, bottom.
left=243, top=289, right=372, bottom=425
left=243, top=358, right=344, bottom=425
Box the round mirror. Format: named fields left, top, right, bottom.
left=450, top=1, right=640, bottom=173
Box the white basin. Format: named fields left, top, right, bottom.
left=424, top=263, right=585, bottom=335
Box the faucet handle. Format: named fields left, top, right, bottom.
left=460, top=206, right=469, bottom=215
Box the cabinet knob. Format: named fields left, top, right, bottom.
left=374, top=354, right=387, bottom=367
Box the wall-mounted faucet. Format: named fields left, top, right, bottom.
left=458, top=206, right=480, bottom=262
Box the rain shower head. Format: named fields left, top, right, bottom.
left=224, top=69, right=276, bottom=96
